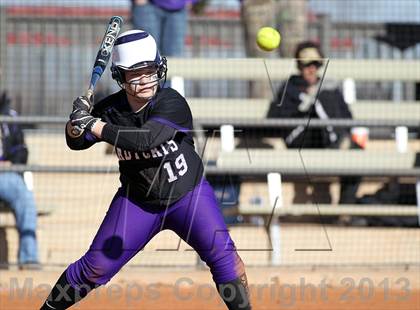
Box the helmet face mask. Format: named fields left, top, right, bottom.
left=124, top=66, right=159, bottom=87
left=111, top=30, right=167, bottom=90
left=126, top=70, right=157, bottom=85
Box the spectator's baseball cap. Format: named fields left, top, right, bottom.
left=294, top=41, right=324, bottom=70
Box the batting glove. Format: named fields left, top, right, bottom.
left=72, top=96, right=92, bottom=113
left=70, top=109, right=100, bottom=132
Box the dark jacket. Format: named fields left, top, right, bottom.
left=267, top=75, right=352, bottom=149
left=0, top=92, right=28, bottom=164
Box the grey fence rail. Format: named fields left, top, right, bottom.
left=1, top=115, right=419, bottom=128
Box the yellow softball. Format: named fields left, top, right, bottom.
left=256, top=27, right=281, bottom=52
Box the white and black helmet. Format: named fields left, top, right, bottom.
left=111, top=30, right=167, bottom=85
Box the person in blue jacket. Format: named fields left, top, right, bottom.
left=0, top=91, right=39, bottom=269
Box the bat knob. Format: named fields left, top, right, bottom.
left=70, top=125, right=84, bottom=137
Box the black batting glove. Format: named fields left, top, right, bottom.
left=72, top=96, right=92, bottom=113
left=70, top=109, right=100, bottom=132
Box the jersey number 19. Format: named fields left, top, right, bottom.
left=163, top=153, right=188, bottom=183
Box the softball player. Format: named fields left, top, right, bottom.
left=40, top=30, right=251, bottom=310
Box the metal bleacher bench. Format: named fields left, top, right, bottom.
left=205, top=149, right=420, bottom=218
left=208, top=149, right=420, bottom=177
left=188, top=99, right=420, bottom=128
left=239, top=204, right=419, bottom=217
left=0, top=201, right=55, bottom=228
left=168, top=58, right=420, bottom=81
left=0, top=171, right=55, bottom=228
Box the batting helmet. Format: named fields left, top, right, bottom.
left=111, top=30, right=167, bottom=86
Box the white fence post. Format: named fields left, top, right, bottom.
left=267, top=172, right=282, bottom=265
left=395, top=126, right=408, bottom=153
left=416, top=179, right=420, bottom=227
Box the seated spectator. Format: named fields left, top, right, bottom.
left=267, top=41, right=361, bottom=204
left=0, top=90, right=40, bottom=269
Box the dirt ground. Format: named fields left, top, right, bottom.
left=1, top=266, right=419, bottom=310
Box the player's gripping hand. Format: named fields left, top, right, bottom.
left=68, top=96, right=92, bottom=136
left=70, top=109, right=100, bottom=132
left=72, top=96, right=92, bottom=113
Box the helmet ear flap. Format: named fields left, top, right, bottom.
left=157, top=57, right=167, bottom=79
left=111, top=65, right=124, bottom=83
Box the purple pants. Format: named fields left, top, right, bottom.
left=66, top=179, right=244, bottom=287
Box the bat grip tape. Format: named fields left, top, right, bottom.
left=89, top=66, right=104, bottom=91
